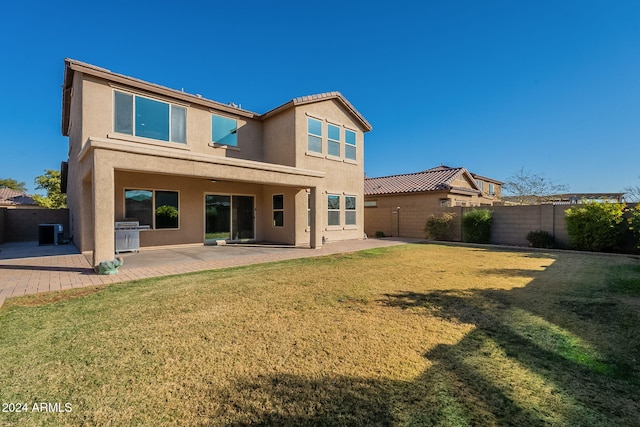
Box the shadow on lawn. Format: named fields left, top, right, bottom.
left=214, top=374, right=396, bottom=426
left=212, top=253, right=640, bottom=426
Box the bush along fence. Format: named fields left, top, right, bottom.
left=365, top=202, right=640, bottom=254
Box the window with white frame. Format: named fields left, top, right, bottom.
left=212, top=114, right=238, bottom=146
left=308, top=118, right=322, bottom=153
left=345, top=129, right=356, bottom=160
left=125, top=189, right=179, bottom=229
left=489, top=183, right=495, bottom=195
left=345, top=196, right=356, bottom=225
left=327, top=124, right=341, bottom=157
left=273, top=194, right=284, bottom=227
left=114, top=91, right=186, bottom=143
left=327, top=194, right=340, bottom=226
left=476, top=179, right=484, bottom=191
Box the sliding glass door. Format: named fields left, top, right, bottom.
left=205, top=195, right=254, bottom=244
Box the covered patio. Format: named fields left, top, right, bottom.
left=75, top=138, right=328, bottom=266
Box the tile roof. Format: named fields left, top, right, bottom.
left=261, top=91, right=372, bottom=131
left=365, top=167, right=472, bottom=196
left=0, top=188, right=37, bottom=206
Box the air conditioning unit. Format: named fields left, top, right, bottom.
left=38, top=224, right=64, bottom=245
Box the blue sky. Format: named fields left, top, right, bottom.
left=1, top=0, right=639, bottom=194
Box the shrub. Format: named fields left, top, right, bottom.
left=375, top=231, right=386, bottom=238
left=461, top=209, right=492, bottom=243
left=526, top=230, right=555, bottom=248
left=424, top=212, right=456, bottom=240
left=565, top=201, right=625, bottom=252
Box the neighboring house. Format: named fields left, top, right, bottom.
left=61, top=59, right=371, bottom=266
left=364, top=165, right=502, bottom=237
left=0, top=188, right=38, bottom=208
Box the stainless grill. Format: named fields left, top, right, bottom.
left=114, top=221, right=150, bottom=253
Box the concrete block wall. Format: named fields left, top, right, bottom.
left=365, top=201, right=574, bottom=247
left=0, top=208, right=5, bottom=243
left=2, top=208, right=70, bottom=242
left=488, top=205, right=570, bottom=247
left=364, top=193, right=450, bottom=238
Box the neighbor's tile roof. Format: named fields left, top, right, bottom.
left=365, top=167, right=468, bottom=196
left=0, top=188, right=36, bottom=206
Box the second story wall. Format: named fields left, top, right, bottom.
left=63, top=61, right=371, bottom=176
left=474, top=177, right=502, bottom=199
left=294, top=99, right=365, bottom=192
left=67, top=71, right=84, bottom=160
left=77, top=73, right=265, bottom=162
left=262, top=108, right=296, bottom=167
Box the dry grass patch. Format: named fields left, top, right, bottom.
left=0, top=244, right=638, bottom=426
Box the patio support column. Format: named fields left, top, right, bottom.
left=309, top=186, right=323, bottom=249
left=91, top=150, right=115, bottom=267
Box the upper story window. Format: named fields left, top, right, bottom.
left=212, top=114, right=238, bottom=147
left=308, top=118, right=322, bottom=153
left=489, top=183, right=495, bottom=195
left=114, top=91, right=186, bottom=143
left=327, top=124, right=341, bottom=157
left=345, top=129, right=356, bottom=160
left=476, top=179, right=484, bottom=191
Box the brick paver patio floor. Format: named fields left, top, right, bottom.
left=0, top=238, right=421, bottom=307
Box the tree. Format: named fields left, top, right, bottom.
left=0, top=178, right=27, bottom=193
left=565, top=201, right=626, bottom=252
left=32, top=169, right=67, bottom=209
left=623, top=177, right=640, bottom=202
left=502, top=168, right=569, bottom=205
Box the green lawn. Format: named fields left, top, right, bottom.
left=0, top=244, right=639, bottom=426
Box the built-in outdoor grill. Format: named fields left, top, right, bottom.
left=114, top=221, right=150, bottom=253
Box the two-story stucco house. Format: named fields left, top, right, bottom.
left=61, top=59, right=371, bottom=266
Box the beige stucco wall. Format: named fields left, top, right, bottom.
left=65, top=72, right=85, bottom=252
left=115, top=171, right=282, bottom=247
left=80, top=76, right=265, bottom=161
left=263, top=108, right=295, bottom=167
left=474, top=177, right=502, bottom=200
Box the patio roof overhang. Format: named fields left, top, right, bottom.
left=77, top=137, right=325, bottom=188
